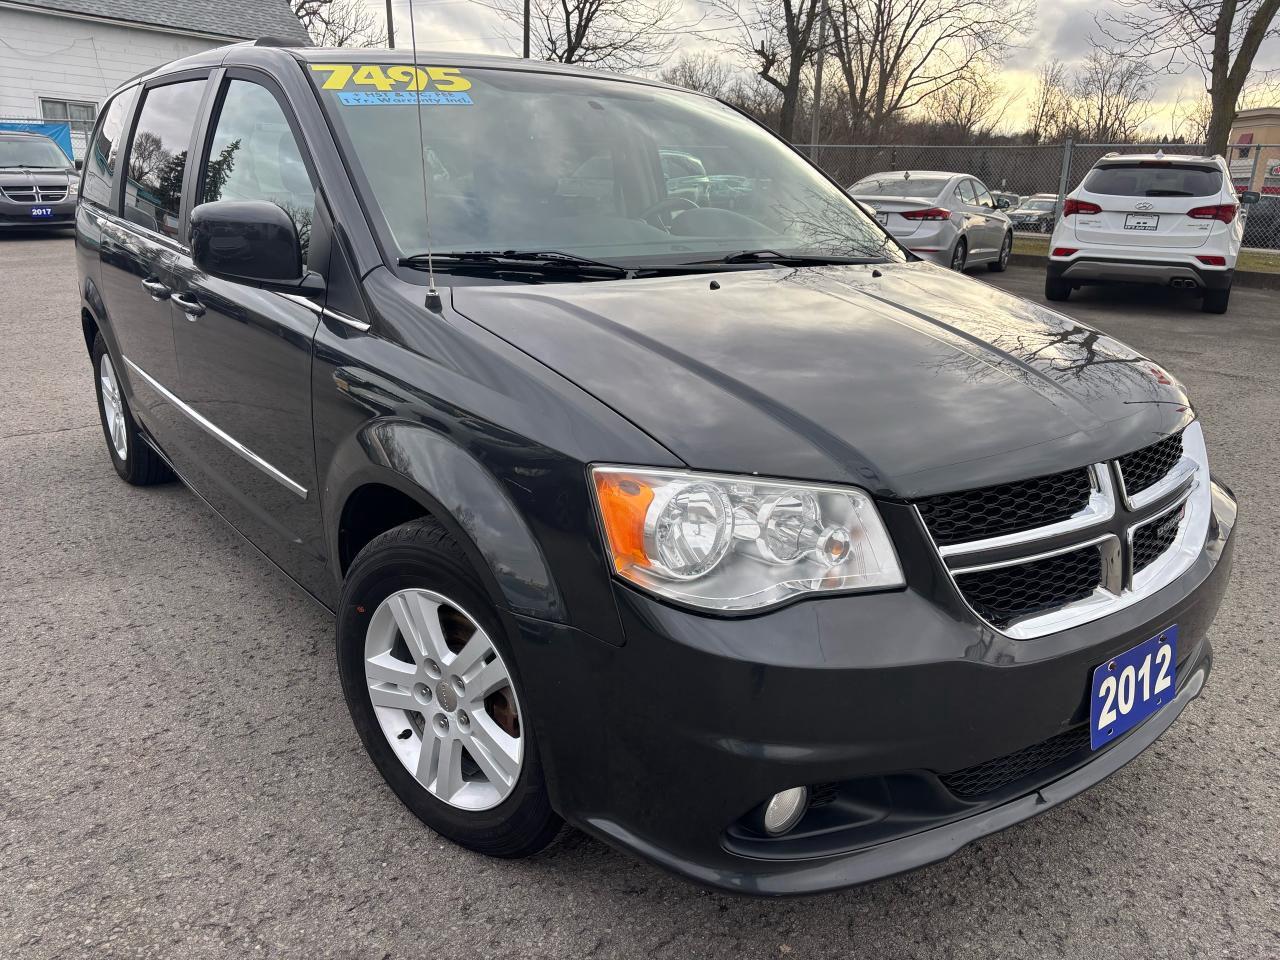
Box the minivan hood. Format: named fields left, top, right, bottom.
left=0, top=167, right=73, bottom=183
left=450, top=261, right=1192, bottom=498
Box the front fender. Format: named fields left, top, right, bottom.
left=323, top=418, right=564, bottom=623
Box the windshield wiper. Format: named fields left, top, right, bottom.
left=399, top=250, right=629, bottom=278
left=691, top=249, right=886, bottom=267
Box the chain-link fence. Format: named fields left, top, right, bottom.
left=797, top=141, right=1280, bottom=251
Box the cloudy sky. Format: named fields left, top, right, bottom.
left=367, top=0, right=1280, bottom=134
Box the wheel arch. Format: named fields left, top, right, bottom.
left=325, top=420, right=566, bottom=625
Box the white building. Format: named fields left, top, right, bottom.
left=0, top=0, right=309, bottom=157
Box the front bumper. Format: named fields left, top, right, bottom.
left=514, top=481, right=1237, bottom=895
left=0, top=199, right=77, bottom=229
left=1048, top=254, right=1233, bottom=290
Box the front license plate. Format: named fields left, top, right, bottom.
left=1125, top=212, right=1159, bottom=231
left=31, top=207, right=54, bottom=218
left=1090, top=626, right=1177, bottom=749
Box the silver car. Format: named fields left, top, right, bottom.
left=848, top=170, right=1012, bottom=272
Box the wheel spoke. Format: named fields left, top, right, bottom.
left=365, top=651, right=417, bottom=686
left=432, top=734, right=464, bottom=800
left=449, top=630, right=492, bottom=679
left=466, top=713, right=520, bottom=788
left=466, top=656, right=509, bottom=704
left=367, top=681, right=419, bottom=713
left=389, top=592, right=450, bottom=665
left=415, top=728, right=441, bottom=783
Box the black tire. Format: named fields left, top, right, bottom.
left=1202, top=286, right=1230, bottom=314
left=988, top=232, right=1012, bottom=272
left=336, top=517, right=562, bottom=858
left=1045, top=277, right=1072, bottom=301
left=950, top=237, right=968, bottom=272
left=91, top=334, right=173, bottom=485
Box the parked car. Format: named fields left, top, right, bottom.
left=77, top=45, right=1236, bottom=896
left=0, top=130, right=79, bottom=230
left=1047, top=152, right=1258, bottom=313
left=1007, top=193, right=1059, bottom=233
left=847, top=170, right=1013, bottom=271
left=991, top=190, right=1023, bottom=210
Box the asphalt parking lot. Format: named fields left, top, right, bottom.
left=2, top=232, right=1277, bottom=960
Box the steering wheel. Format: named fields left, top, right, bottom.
left=640, top=196, right=699, bottom=230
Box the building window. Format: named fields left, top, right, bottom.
left=40, top=98, right=98, bottom=144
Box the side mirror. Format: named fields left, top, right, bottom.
left=1239, top=190, right=1261, bottom=205
left=74, top=158, right=83, bottom=171
left=190, top=200, right=320, bottom=292
left=997, top=197, right=1011, bottom=209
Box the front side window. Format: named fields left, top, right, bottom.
left=201, top=80, right=316, bottom=265
left=955, top=180, right=978, bottom=205
left=82, top=87, right=138, bottom=209
left=122, top=80, right=206, bottom=239
left=310, top=63, right=903, bottom=269
left=973, top=183, right=995, bottom=208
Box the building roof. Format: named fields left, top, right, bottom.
left=8, top=0, right=310, bottom=43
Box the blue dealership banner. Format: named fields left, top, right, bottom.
left=0, top=120, right=74, bottom=160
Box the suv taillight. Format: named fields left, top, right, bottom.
left=1187, top=204, right=1237, bottom=224
left=901, top=207, right=951, bottom=221
left=1062, top=198, right=1102, bottom=217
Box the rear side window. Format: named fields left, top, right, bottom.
left=1083, top=163, right=1223, bottom=198
left=122, top=80, right=207, bottom=239
left=200, top=79, right=317, bottom=265
left=81, top=86, right=138, bottom=210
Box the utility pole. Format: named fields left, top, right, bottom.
left=808, top=0, right=828, bottom=153
left=522, top=0, right=530, bottom=57
left=385, top=0, right=395, bottom=47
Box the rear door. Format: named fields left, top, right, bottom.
left=97, top=75, right=210, bottom=442
left=1071, top=161, right=1226, bottom=249
left=165, top=70, right=328, bottom=593
left=953, top=179, right=990, bottom=256
left=970, top=180, right=1007, bottom=255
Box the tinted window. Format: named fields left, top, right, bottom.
left=851, top=176, right=948, bottom=198
left=973, top=183, right=995, bottom=208
left=1083, top=163, right=1223, bottom=198
left=201, top=80, right=316, bottom=265
left=955, top=180, right=978, bottom=205
left=123, top=80, right=206, bottom=239
left=82, top=87, right=138, bottom=209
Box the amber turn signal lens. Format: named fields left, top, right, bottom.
left=593, top=472, right=654, bottom=573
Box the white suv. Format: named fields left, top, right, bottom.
left=1046, top=152, right=1259, bottom=313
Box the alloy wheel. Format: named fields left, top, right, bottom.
left=999, top=234, right=1011, bottom=268
left=951, top=241, right=966, bottom=271
left=364, top=588, right=524, bottom=811
left=99, top=353, right=128, bottom=461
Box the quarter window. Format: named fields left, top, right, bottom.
left=81, top=87, right=138, bottom=210
left=201, top=80, right=316, bottom=265
left=122, top=80, right=207, bottom=239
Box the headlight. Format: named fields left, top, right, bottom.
left=591, top=466, right=903, bottom=611
left=66, top=181, right=78, bottom=196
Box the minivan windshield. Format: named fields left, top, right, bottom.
left=0, top=137, right=70, bottom=168
left=1082, top=162, right=1222, bottom=198
left=309, top=63, right=903, bottom=270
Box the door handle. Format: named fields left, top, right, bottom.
left=141, top=278, right=170, bottom=300
left=171, top=292, right=205, bottom=319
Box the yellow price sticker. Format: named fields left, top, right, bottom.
left=309, top=64, right=472, bottom=93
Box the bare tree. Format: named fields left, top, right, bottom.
left=1071, top=50, right=1155, bottom=142
left=1025, top=60, right=1073, bottom=143
left=1097, top=0, right=1280, bottom=154
left=488, top=0, right=679, bottom=71
left=824, top=0, right=1034, bottom=142
left=918, top=71, right=1012, bottom=142
left=291, top=0, right=386, bottom=46
left=658, top=51, right=736, bottom=96
left=703, top=0, right=824, bottom=141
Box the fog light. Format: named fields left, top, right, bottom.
left=762, top=787, right=808, bottom=836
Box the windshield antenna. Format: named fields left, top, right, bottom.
left=406, top=0, right=441, bottom=310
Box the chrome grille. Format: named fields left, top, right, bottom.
left=1118, top=432, right=1184, bottom=498
left=954, top=545, right=1103, bottom=628
left=1, top=184, right=68, bottom=203
left=917, top=469, right=1093, bottom=545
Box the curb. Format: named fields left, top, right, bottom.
left=1007, top=252, right=1280, bottom=290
